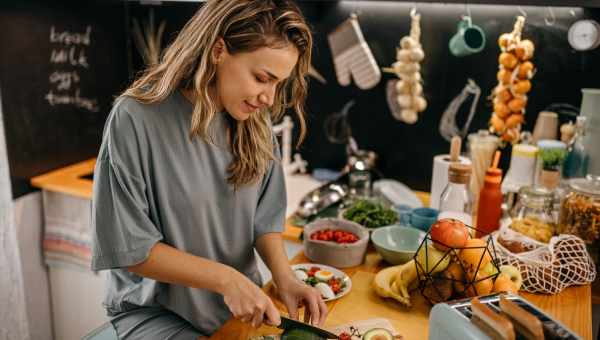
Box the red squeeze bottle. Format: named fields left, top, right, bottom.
left=476, top=167, right=503, bottom=237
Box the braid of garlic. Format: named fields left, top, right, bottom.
left=410, top=12, right=421, bottom=44
left=383, top=10, right=427, bottom=124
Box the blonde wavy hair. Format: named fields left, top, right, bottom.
left=121, top=0, right=312, bottom=188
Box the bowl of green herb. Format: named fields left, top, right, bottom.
left=340, top=198, right=399, bottom=230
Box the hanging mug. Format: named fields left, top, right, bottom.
left=449, top=16, right=486, bottom=57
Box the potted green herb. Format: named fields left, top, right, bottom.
left=538, top=147, right=567, bottom=189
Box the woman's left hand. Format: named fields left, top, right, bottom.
left=276, top=276, right=328, bottom=327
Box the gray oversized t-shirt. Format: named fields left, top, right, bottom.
left=90, top=91, right=287, bottom=335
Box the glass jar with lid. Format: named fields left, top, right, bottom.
left=559, top=175, right=600, bottom=244
left=347, top=147, right=377, bottom=198
left=510, top=186, right=556, bottom=243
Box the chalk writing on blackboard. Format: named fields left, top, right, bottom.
left=45, top=25, right=99, bottom=112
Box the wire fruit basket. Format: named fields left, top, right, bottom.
left=413, top=224, right=501, bottom=305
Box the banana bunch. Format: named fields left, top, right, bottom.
left=386, top=11, right=427, bottom=124
left=373, top=244, right=449, bottom=307
left=489, top=15, right=536, bottom=143
left=372, top=260, right=417, bottom=307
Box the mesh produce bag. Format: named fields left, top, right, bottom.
left=493, top=226, right=596, bottom=294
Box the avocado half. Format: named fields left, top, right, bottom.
left=362, top=328, right=394, bottom=340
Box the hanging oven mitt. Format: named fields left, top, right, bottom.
left=328, top=14, right=381, bottom=90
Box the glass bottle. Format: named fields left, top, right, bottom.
left=563, top=116, right=590, bottom=179
left=348, top=168, right=371, bottom=197
left=347, top=148, right=376, bottom=198
left=439, top=163, right=473, bottom=226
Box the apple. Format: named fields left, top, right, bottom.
left=430, top=218, right=469, bottom=251
left=480, top=261, right=499, bottom=278
left=416, top=243, right=450, bottom=274
left=493, top=273, right=518, bottom=293
left=499, top=265, right=523, bottom=290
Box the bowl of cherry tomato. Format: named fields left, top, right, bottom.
left=303, top=218, right=369, bottom=268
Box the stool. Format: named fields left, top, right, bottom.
left=82, top=321, right=118, bottom=340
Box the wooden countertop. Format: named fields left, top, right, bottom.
left=210, top=249, right=593, bottom=340
left=30, top=158, right=95, bottom=199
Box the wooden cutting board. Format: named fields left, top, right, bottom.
left=324, top=270, right=432, bottom=340
left=329, top=318, right=400, bottom=338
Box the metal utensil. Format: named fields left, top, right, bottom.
left=296, top=183, right=347, bottom=219
left=278, top=316, right=339, bottom=339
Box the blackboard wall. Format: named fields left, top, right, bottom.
left=0, top=1, right=128, bottom=198
left=1, top=1, right=599, bottom=198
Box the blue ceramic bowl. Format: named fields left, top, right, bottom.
left=371, top=225, right=426, bottom=264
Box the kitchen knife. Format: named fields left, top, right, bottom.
left=278, top=316, right=339, bottom=339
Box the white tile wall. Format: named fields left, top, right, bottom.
left=14, top=193, right=53, bottom=340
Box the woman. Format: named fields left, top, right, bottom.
left=90, top=1, right=326, bottom=339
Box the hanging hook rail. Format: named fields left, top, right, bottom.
left=544, top=7, right=556, bottom=26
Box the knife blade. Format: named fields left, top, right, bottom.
left=278, top=316, right=339, bottom=339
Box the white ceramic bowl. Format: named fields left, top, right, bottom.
left=371, top=225, right=426, bottom=264
left=303, top=218, right=369, bottom=268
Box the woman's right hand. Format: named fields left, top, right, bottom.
left=220, top=269, right=281, bottom=328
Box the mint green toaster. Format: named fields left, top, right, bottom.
left=429, top=293, right=581, bottom=340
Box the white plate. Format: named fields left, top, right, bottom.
left=291, top=263, right=352, bottom=302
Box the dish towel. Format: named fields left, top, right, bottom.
left=42, top=192, right=92, bottom=270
